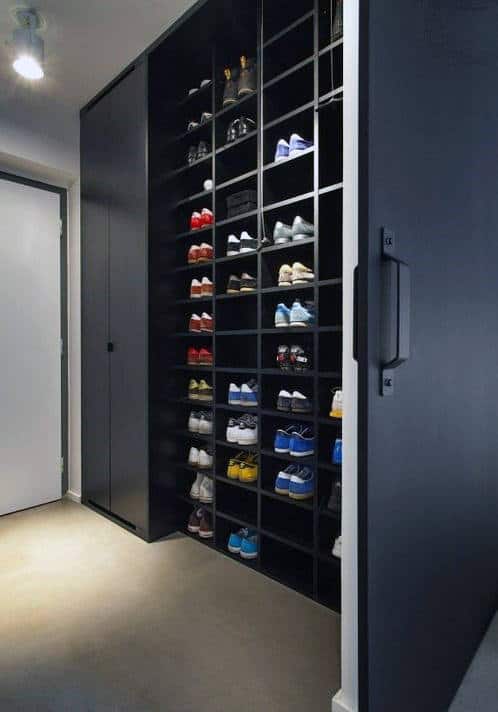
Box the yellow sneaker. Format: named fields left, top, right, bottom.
left=227, top=453, right=244, bottom=480
left=188, top=379, right=199, bottom=400
left=239, top=460, right=258, bottom=483
left=198, top=379, right=213, bottom=402
left=330, top=389, right=343, bottom=418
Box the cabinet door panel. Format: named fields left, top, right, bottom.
left=81, top=96, right=111, bottom=510
left=108, top=62, right=149, bottom=533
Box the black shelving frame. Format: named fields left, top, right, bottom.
left=148, top=0, right=343, bottom=611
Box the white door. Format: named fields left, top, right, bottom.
left=0, top=178, right=62, bottom=516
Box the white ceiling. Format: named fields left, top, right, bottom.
left=0, top=0, right=197, bottom=176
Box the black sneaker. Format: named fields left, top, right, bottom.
left=291, top=391, right=313, bottom=413
left=187, top=145, right=197, bottom=164
left=240, top=272, right=257, bottom=292
left=227, top=274, right=241, bottom=294
left=277, top=389, right=292, bottom=411
left=223, top=67, right=239, bottom=107
left=327, top=480, right=342, bottom=513
left=197, top=141, right=210, bottom=160
left=290, top=344, right=312, bottom=372
left=277, top=345, right=291, bottom=372
left=238, top=117, right=256, bottom=138
left=227, top=119, right=240, bottom=144
left=238, top=56, right=257, bottom=97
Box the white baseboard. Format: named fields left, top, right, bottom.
left=65, top=489, right=81, bottom=503
left=332, top=691, right=355, bottom=712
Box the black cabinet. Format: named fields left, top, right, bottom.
left=81, top=62, right=149, bottom=538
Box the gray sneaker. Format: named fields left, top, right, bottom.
left=273, top=221, right=293, bottom=244
left=292, top=216, right=315, bottom=240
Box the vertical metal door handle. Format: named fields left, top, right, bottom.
left=381, top=229, right=410, bottom=395
left=353, top=265, right=359, bottom=361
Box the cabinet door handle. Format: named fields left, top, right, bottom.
left=381, top=228, right=410, bottom=396
left=107, top=342, right=114, bottom=352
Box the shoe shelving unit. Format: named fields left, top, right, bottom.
left=149, top=0, right=343, bottom=611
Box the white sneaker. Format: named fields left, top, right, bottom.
left=332, top=535, right=342, bottom=559
left=188, top=447, right=200, bottom=466
left=226, top=417, right=240, bottom=443
left=198, top=412, right=213, bottom=434
left=226, top=234, right=240, bottom=256
left=278, top=264, right=293, bottom=286
left=198, top=448, right=213, bottom=469
left=188, top=412, right=201, bottom=432
left=189, top=472, right=204, bottom=499
left=330, top=389, right=343, bottom=418
left=199, top=476, right=213, bottom=503
left=238, top=418, right=258, bottom=445
left=292, top=262, right=314, bottom=284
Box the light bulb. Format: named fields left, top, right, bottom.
left=13, top=54, right=44, bottom=80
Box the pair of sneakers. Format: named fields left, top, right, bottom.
left=187, top=112, right=213, bottom=132
left=228, top=528, right=258, bottom=559
left=274, top=425, right=315, bottom=457
left=226, top=273, right=257, bottom=293
left=190, top=208, right=214, bottom=231
left=275, top=300, right=315, bottom=328
left=227, top=452, right=258, bottom=483
left=188, top=446, right=213, bottom=469
left=228, top=380, right=258, bottom=407
left=277, top=390, right=312, bottom=413
left=189, top=313, right=213, bottom=332
left=188, top=243, right=213, bottom=264
left=278, top=262, right=314, bottom=286
left=190, top=277, right=213, bottom=298
left=187, top=347, right=213, bottom=366
left=188, top=411, right=213, bottom=434
left=226, top=117, right=256, bottom=144
left=273, top=216, right=314, bottom=243
left=226, top=415, right=258, bottom=445
left=275, top=465, right=314, bottom=500
left=187, top=141, right=210, bottom=165
left=277, top=344, right=312, bottom=372
left=275, top=134, right=313, bottom=162
left=187, top=506, right=213, bottom=538
left=226, top=231, right=257, bottom=256
left=189, top=473, right=213, bottom=502
left=188, top=379, right=213, bottom=402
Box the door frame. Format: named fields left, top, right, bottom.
left=0, top=170, right=69, bottom=495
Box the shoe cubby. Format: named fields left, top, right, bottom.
left=263, top=61, right=314, bottom=125
left=262, top=0, right=314, bottom=44
left=262, top=13, right=314, bottom=85
left=148, top=0, right=342, bottom=611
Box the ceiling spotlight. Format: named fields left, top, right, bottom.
left=12, top=9, right=44, bottom=80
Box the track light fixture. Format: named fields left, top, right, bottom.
left=12, top=9, right=44, bottom=80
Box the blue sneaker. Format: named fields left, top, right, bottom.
left=289, top=466, right=314, bottom=500
left=275, top=138, right=290, bottom=161
left=289, top=299, right=314, bottom=327
left=289, top=426, right=315, bottom=456
left=289, top=133, right=313, bottom=157
left=332, top=438, right=342, bottom=464
left=274, top=464, right=300, bottom=495
left=275, top=303, right=291, bottom=327
left=240, top=380, right=258, bottom=406
left=240, top=533, right=258, bottom=559
left=274, top=425, right=300, bottom=453
left=228, top=382, right=241, bottom=405
left=228, top=527, right=256, bottom=554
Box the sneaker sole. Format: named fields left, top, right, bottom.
left=238, top=439, right=258, bottom=445
left=240, top=550, right=258, bottom=559
left=292, top=234, right=313, bottom=240
left=188, top=524, right=201, bottom=533
left=226, top=289, right=240, bottom=294
left=199, top=496, right=213, bottom=503
left=189, top=492, right=200, bottom=500
left=239, top=476, right=258, bottom=483
left=240, top=287, right=256, bottom=292
left=228, top=398, right=241, bottom=405
left=274, top=486, right=290, bottom=495
left=197, top=395, right=213, bottom=401
left=198, top=429, right=213, bottom=435
left=200, top=291, right=213, bottom=297
left=275, top=154, right=289, bottom=162
left=278, top=280, right=292, bottom=286
left=275, top=322, right=290, bottom=328
left=240, top=247, right=257, bottom=253
left=188, top=394, right=199, bottom=400
left=289, top=491, right=314, bottom=500
left=292, top=407, right=313, bottom=414
left=274, top=237, right=292, bottom=244
left=289, top=322, right=310, bottom=328
left=274, top=447, right=290, bottom=454
left=292, top=277, right=314, bottom=284
left=330, top=412, right=342, bottom=419
left=289, top=148, right=312, bottom=157
left=239, top=402, right=257, bottom=407
left=290, top=450, right=314, bottom=457
left=199, top=530, right=214, bottom=539
left=228, top=544, right=241, bottom=553
left=227, top=250, right=240, bottom=256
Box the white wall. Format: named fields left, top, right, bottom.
left=0, top=107, right=82, bottom=500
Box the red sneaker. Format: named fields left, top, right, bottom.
left=190, top=279, right=202, bottom=298
left=187, top=347, right=199, bottom=365
left=200, top=313, right=213, bottom=332
left=200, top=277, right=213, bottom=296
left=188, top=244, right=201, bottom=264
left=189, top=314, right=202, bottom=332
left=190, top=211, right=202, bottom=231
left=199, top=348, right=213, bottom=366
left=198, top=243, right=213, bottom=262
left=200, top=208, right=214, bottom=227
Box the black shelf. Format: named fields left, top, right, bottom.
left=176, top=81, right=213, bottom=108
left=148, top=1, right=343, bottom=613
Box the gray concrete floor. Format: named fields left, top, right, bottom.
left=0, top=499, right=340, bottom=711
